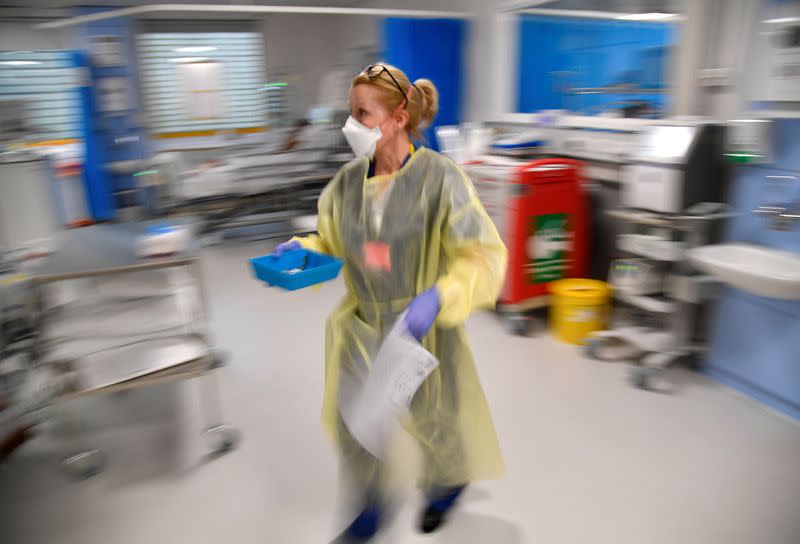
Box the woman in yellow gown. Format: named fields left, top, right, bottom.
left=276, top=63, right=507, bottom=542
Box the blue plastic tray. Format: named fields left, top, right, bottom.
left=250, top=249, right=343, bottom=291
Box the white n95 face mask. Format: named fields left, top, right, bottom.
left=342, top=116, right=382, bottom=159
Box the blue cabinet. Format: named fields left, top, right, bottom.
left=704, top=119, right=800, bottom=420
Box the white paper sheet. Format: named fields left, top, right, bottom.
left=339, top=315, right=439, bottom=461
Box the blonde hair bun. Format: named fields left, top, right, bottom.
left=413, top=78, right=439, bottom=129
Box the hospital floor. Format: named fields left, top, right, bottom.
left=2, top=243, right=800, bottom=544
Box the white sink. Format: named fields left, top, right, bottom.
left=687, top=243, right=800, bottom=300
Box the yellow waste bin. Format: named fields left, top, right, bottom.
left=549, top=279, right=612, bottom=345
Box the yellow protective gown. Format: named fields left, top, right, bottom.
left=295, top=147, right=507, bottom=489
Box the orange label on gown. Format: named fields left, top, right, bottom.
left=363, top=242, right=392, bottom=272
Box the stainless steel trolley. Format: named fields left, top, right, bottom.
left=28, top=219, right=238, bottom=478
left=586, top=206, right=732, bottom=390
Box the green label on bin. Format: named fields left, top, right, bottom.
left=528, top=213, right=572, bottom=283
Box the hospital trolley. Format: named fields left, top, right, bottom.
left=26, top=219, right=238, bottom=478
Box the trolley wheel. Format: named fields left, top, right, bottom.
left=504, top=314, right=533, bottom=336
left=200, top=232, right=224, bottom=247
left=630, top=366, right=655, bottom=390
left=62, top=449, right=106, bottom=479
left=204, top=424, right=239, bottom=454
left=585, top=338, right=602, bottom=360
left=210, top=348, right=229, bottom=369
left=683, top=352, right=702, bottom=371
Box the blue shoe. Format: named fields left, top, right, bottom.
left=333, top=505, right=381, bottom=543
left=419, top=486, right=466, bottom=534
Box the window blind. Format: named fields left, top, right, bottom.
left=136, top=32, right=266, bottom=134
left=0, top=50, right=81, bottom=141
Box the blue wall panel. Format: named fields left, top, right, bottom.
left=517, top=15, right=673, bottom=115
left=707, top=289, right=800, bottom=420
left=517, top=18, right=570, bottom=111
left=703, top=119, right=800, bottom=420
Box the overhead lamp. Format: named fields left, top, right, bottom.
left=169, top=57, right=210, bottom=63
left=0, top=60, right=41, bottom=66
left=617, top=12, right=679, bottom=21
left=764, top=17, right=800, bottom=24
left=175, top=46, right=217, bottom=53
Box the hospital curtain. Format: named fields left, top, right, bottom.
left=382, top=18, right=466, bottom=151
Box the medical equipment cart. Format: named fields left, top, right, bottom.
left=586, top=206, right=732, bottom=390
left=27, top=219, right=239, bottom=478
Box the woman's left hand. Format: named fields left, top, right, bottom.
left=272, top=240, right=301, bottom=257
left=404, top=288, right=441, bottom=341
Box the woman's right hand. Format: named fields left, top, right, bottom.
left=272, top=240, right=302, bottom=257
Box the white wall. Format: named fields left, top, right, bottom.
left=671, top=0, right=760, bottom=119
left=336, top=13, right=381, bottom=66
left=262, top=14, right=379, bottom=119
left=0, top=22, right=70, bottom=51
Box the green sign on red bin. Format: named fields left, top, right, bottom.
left=527, top=213, right=573, bottom=284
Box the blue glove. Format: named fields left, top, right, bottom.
left=404, top=288, right=441, bottom=341
left=272, top=240, right=301, bottom=257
